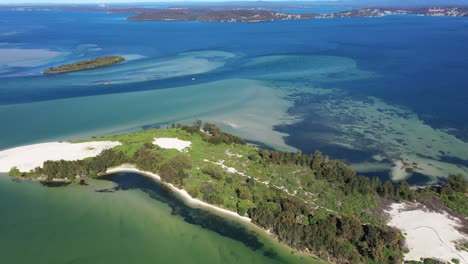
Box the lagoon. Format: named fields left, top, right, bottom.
left=0, top=173, right=323, bottom=264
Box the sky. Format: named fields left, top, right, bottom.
left=0, top=0, right=315, bottom=3
left=2, top=0, right=326, bottom=3
left=0, top=0, right=337, bottom=4
left=0, top=0, right=466, bottom=4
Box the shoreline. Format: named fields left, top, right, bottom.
left=0, top=141, right=121, bottom=173
left=105, top=164, right=252, bottom=223
left=105, top=165, right=323, bottom=261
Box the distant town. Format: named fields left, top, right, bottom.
left=1, top=4, right=467, bottom=23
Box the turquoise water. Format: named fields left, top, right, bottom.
left=0, top=8, right=467, bottom=264
left=1, top=10, right=467, bottom=184
left=0, top=173, right=322, bottom=264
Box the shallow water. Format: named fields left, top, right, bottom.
left=1, top=8, right=468, bottom=264
left=0, top=173, right=320, bottom=264
left=0, top=10, right=467, bottom=183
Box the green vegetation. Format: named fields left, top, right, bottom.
left=43, top=56, right=124, bottom=74
left=406, top=259, right=446, bottom=264
left=8, top=167, right=20, bottom=177
left=9, top=121, right=467, bottom=264
left=415, top=174, right=468, bottom=215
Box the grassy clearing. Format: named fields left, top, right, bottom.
left=87, top=127, right=380, bottom=223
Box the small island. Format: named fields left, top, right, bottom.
left=43, top=56, right=125, bottom=74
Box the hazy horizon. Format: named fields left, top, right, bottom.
left=1, top=0, right=467, bottom=6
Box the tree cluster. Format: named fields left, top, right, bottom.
left=419, top=174, right=468, bottom=214
left=178, top=120, right=245, bottom=145
left=249, top=197, right=403, bottom=264
left=201, top=163, right=225, bottom=180
left=257, top=149, right=414, bottom=201
left=158, top=154, right=192, bottom=186
left=30, top=149, right=128, bottom=181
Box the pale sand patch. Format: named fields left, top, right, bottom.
left=121, top=54, right=146, bottom=61
left=0, top=48, right=64, bottom=67
left=0, top=141, right=121, bottom=172
left=390, top=160, right=412, bottom=181
left=106, top=165, right=251, bottom=223
left=212, top=160, right=242, bottom=174
left=204, top=81, right=300, bottom=152
left=0, top=79, right=298, bottom=153
left=73, top=50, right=235, bottom=85
left=387, top=203, right=468, bottom=263
left=153, top=138, right=191, bottom=152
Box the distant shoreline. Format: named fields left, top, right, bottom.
left=1, top=5, right=467, bottom=23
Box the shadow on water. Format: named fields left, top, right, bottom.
left=275, top=92, right=377, bottom=163
left=274, top=91, right=425, bottom=184
left=97, top=172, right=281, bottom=261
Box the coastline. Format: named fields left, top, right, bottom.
left=105, top=164, right=325, bottom=262
left=0, top=141, right=121, bottom=172
left=105, top=164, right=252, bottom=223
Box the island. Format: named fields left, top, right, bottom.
left=127, top=9, right=309, bottom=23
left=3, top=5, right=467, bottom=23
left=1, top=121, right=466, bottom=264
left=43, top=56, right=125, bottom=74
left=126, top=7, right=468, bottom=22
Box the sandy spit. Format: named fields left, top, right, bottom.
left=0, top=141, right=121, bottom=172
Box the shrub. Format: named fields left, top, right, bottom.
left=8, top=167, right=20, bottom=177
left=201, top=164, right=225, bottom=180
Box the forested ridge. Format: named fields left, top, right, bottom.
left=9, top=121, right=467, bottom=264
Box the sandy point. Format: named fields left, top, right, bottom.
left=0, top=141, right=121, bottom=172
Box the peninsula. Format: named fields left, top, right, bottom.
left=2, top=5, right=467, bottom=23
left=1, top=121, right=466, bottom=264
left=127, top=7, right=468, bottom=22
left=43, top=56, right=124, bottom=74
left=127, top=9, right=308, bottom=23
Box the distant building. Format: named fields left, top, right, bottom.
left=98, top=2, right=106, bottom=8
left=428, top=8, right=444, bottom=13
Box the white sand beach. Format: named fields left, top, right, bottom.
left=386, top=203, right=468, bottom=263
left=106, top=165, right=252, bottom=223
left=153, top=138, right=191, bottom=152
left=0, top=141, right=121, bottom=172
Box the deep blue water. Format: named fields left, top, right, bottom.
left=2, top=10, right=467, bottom=126
left=1, top=9, right=467, bottom=182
